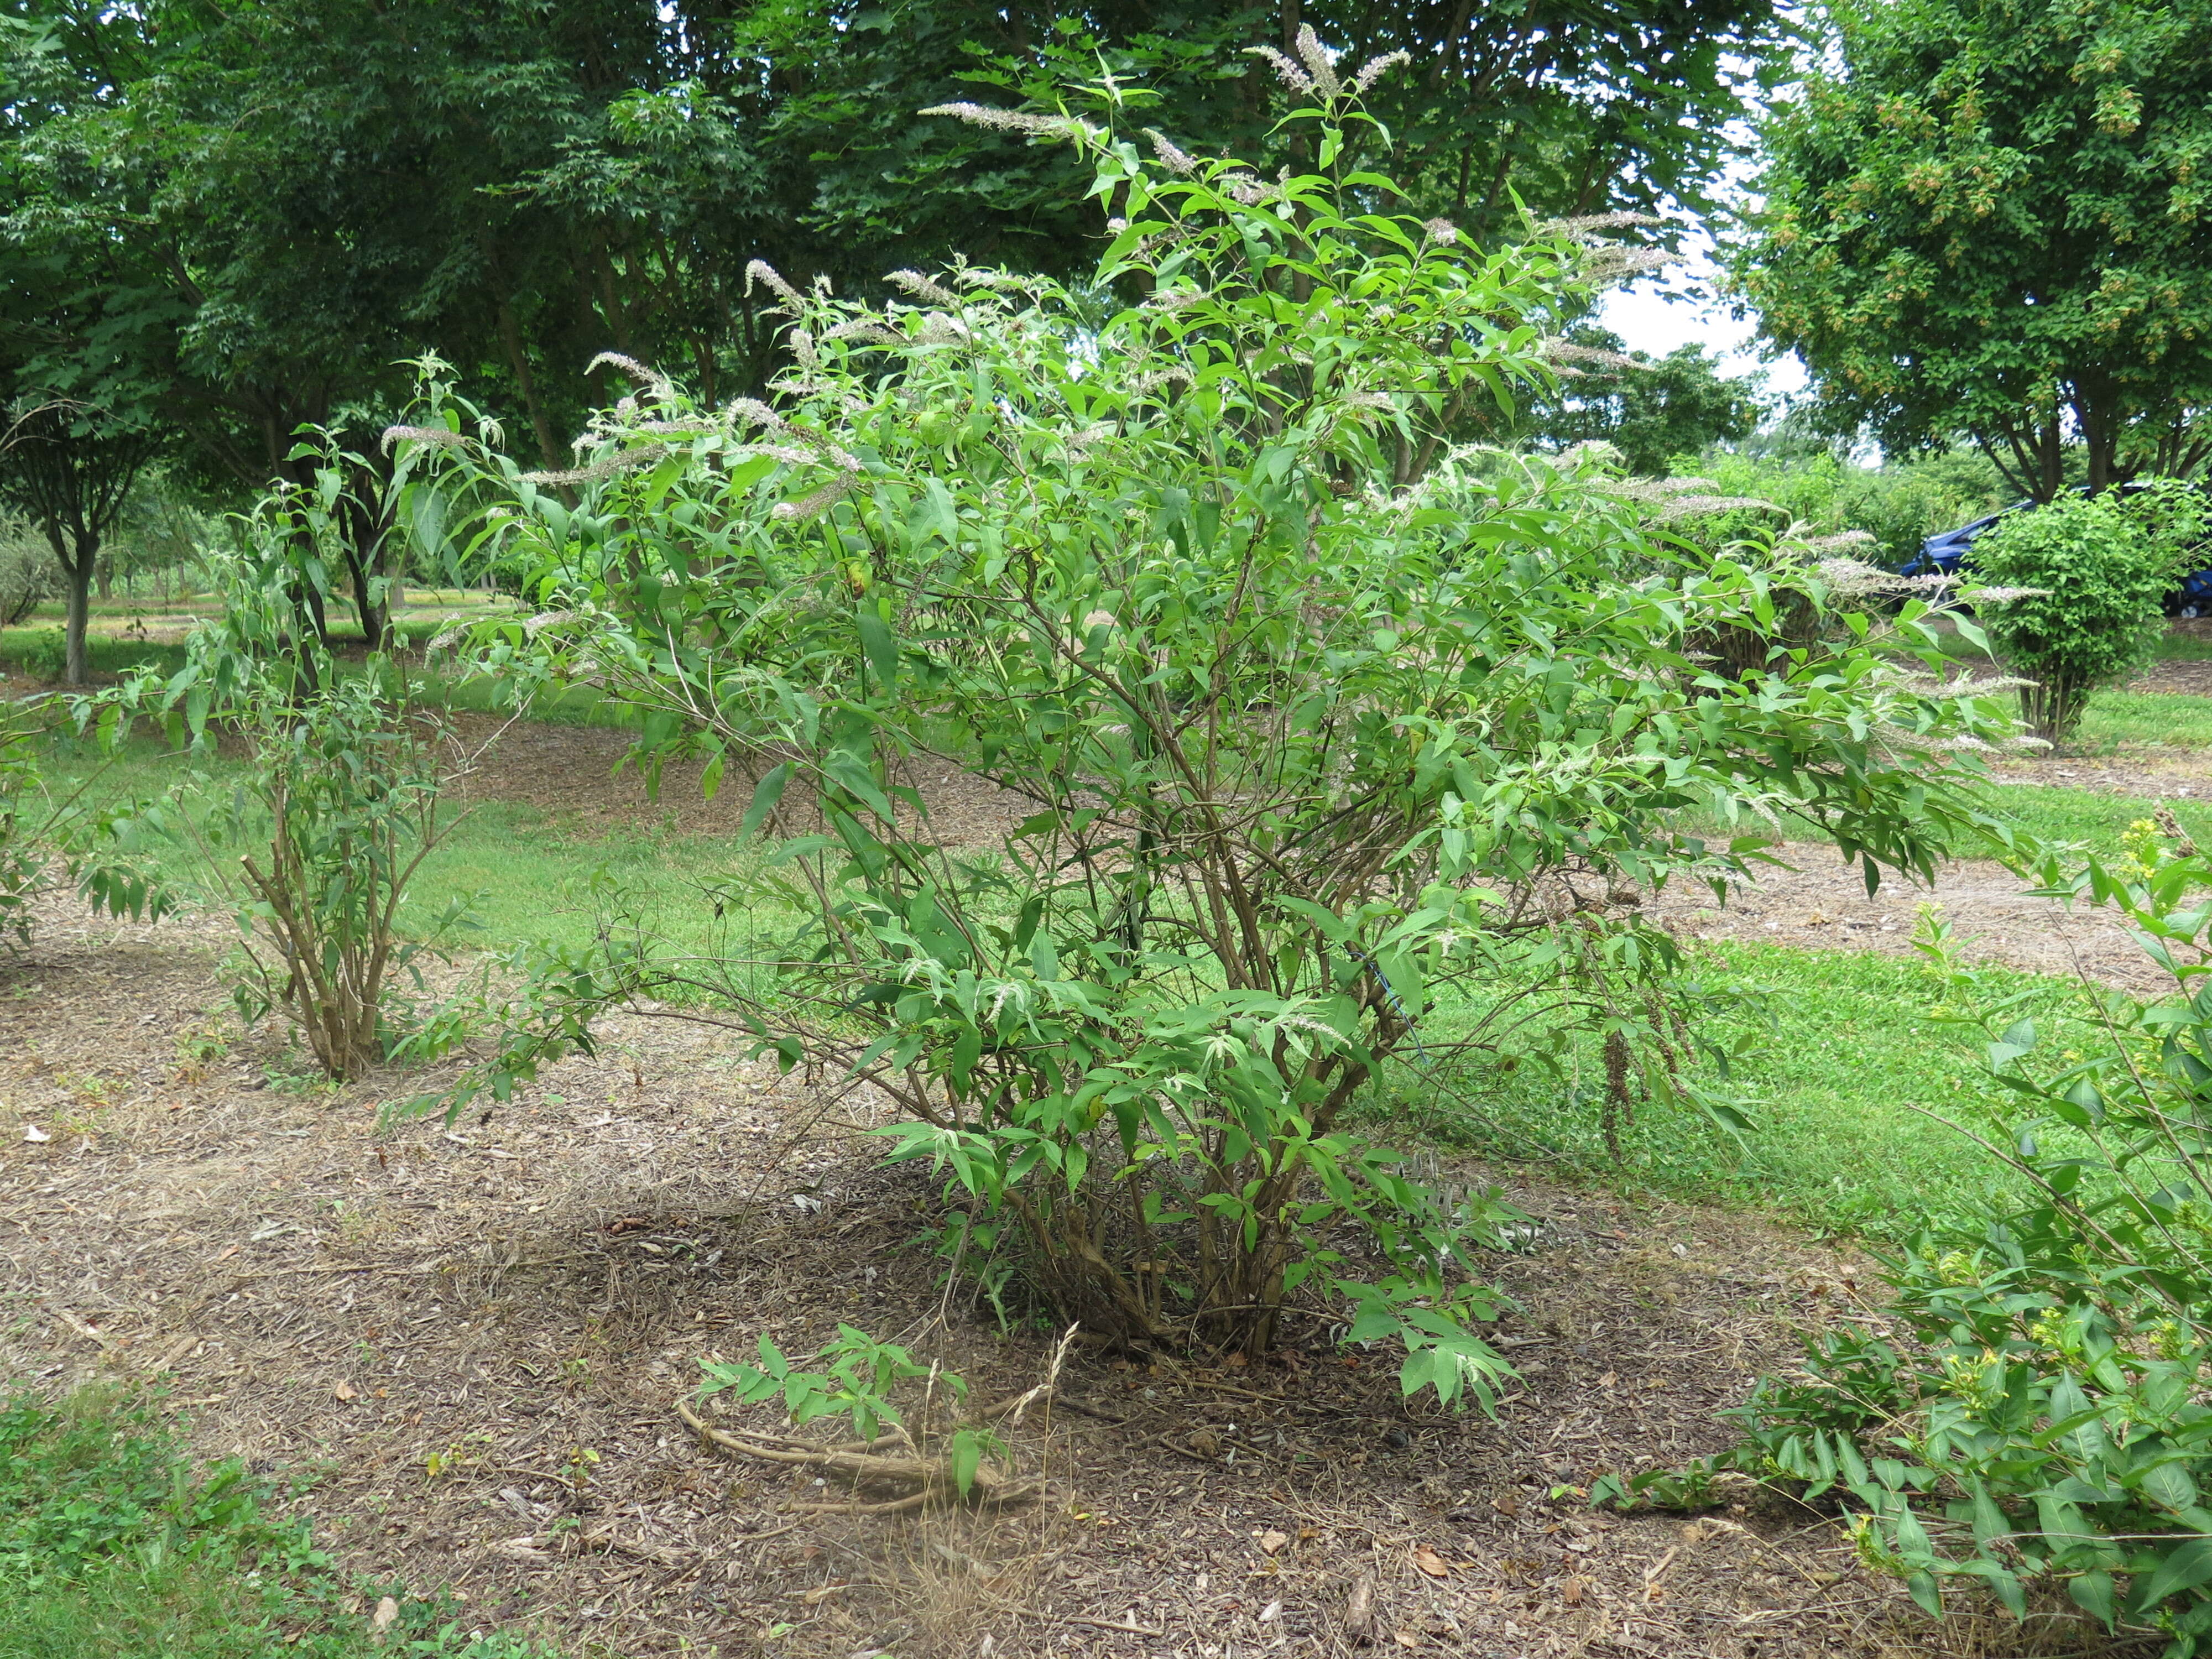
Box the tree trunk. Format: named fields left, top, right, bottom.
left=63, top=535, right=93, bottom=686
left=338, top=479, right=395, bottom=651
left=2020, top=672, right=2086, bottom=743
left=493, top=276, right=563, bottom=468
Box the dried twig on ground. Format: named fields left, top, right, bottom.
left=674, top=1398, right=1045, bottom=1512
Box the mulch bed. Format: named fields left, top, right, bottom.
left=1640, top=838, right=2170, bottom=992
left=0, top=893, right=2124, bottom=1659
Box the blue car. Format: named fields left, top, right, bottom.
left=1904, top=489, right=2212, bottom=615
left=1901, top=509, right=2015, bottom=580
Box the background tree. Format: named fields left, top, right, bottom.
left=777, top=0, right=1786, bottom=258
left=5, top=0, right=1787, bottom=524
left=1517, top=324, right=1764, bottom=474
left=1731, top=0, right=2212, bottom=499
left=0, top=399, right=158, bottom=683
left=2, top=4, right=173, bottom=677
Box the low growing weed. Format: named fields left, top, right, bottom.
left=0, top=1385, right=557, bottom=1659
left=1592, top=830, right=2212, bottom=1656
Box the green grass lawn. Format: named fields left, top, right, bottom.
left=34, top=723, right=2190, bottom=1244
left=0, top=1387, right=557, bottom=1659
left=1384, top=938, right=2091, bottom=1240
left=39, top=737, right=771, bottom=969
left=1975, top=779, right=2212, bottom=847
left=2154, top=632, right=2212, bottom=661
left=0, top=628, right=191, bottom=683
left=2072, top=688, right=2212, bottom=749
left=1672, top=778, right=2212, bottom=868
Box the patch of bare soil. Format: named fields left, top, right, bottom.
left=448, top=713, right=1033, bottom=849
left=1642, top=842, right=2166, bottom=992
left=1985, top=750, right=2212, bottom=799
left=0, top=898, right=2125, bottom=1659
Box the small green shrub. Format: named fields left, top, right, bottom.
left=0, top=697, right=170, bottom=950
left=214, top=667, right=470, bottom=1079
left=697, top=1327, right=1009, bottom=1500
left=0, top=708, right=40, bottom=942
left=400, top=66, right=2015, bottom=1394
left=136, top=441, right=482, bottom=1080
left=1601, top=832, right=2212, bottom=1656
left=1972, top=486, right=2203, bottom=740
left=1695, top=445, right=2010, bottom=570
left=20, top=628, right=65, bottom=682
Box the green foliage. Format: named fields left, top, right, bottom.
left=697, top=1329, right=1004, bottom=1497
left=209, top=667, right=472, bottom=1079
left=1692, top=446, right=2010, bottom=571
left=129, top=440, right=483, bottom=1079
left=18, top=627, right=62, bottom=682
left=700, top=1326, right=963, bottom=1446
left=404, top=78, right=2013, bottom=1389
left=0, top=510, right=46, bottom=627
left=0, top=693, right=171, bottom=950
left=0, top=1386, right=559, bottom=1658
left=1734, top=0, right=2212, bottom=496
left=1343, top=1278, right=1518, bottom=1412
left=0, top=709, right=35, bottom=938
left=1518, top=326, right=1764, bottom=476
left=1971, top=487, right=2203, bottom=738
left=3, top=0, right=1782, bottom=545
left=1682, top=846, right=2212, bottom=1655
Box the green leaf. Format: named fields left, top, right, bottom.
left=2132, top=1536, right=2212, bottom=1613
left=858, top=607, right=898, bottom=697
left=2069, top=1569, right=2117, bottom=1630
left=741, top=764, right=791, bottom=839
left=823, top=754, right=896, bottom=824
left=950, top=1427, right=987, bottom=1497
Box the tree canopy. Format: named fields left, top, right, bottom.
left=2, top=0, right=1785, bottom=517
left=1517, top=324, right=1764, bottom=474
left=1730, top=0, right=2212, bottom=500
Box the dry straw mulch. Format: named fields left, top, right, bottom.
left=0, top=893, right=2128, bottom=1659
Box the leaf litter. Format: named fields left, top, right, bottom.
left=0, top=836, right=2151, bottom=1659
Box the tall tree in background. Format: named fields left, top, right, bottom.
left=765, top=1, right=1783, bottom=267
left=4, top=0, right=1784, bottom=562
left=1731, top=0, right=2212, bottom=500
left=0, top=400, right=158, bottom=683
left=1516, top=325, right=1764, bottom=473
left=1, top=9, right=170, bottom=681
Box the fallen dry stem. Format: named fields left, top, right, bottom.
left=674, top=1397, right=1045, bottom=1511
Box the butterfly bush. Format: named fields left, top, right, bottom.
left=391, top=74, right=2016, bottom=1392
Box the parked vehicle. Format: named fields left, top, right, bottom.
left=1902, top=484, right=2212, bottom=615
left=1900, top=508, right=2013, bottom=580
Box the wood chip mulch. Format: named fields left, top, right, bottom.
left=0, top=899, right=2129, bottom=1659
